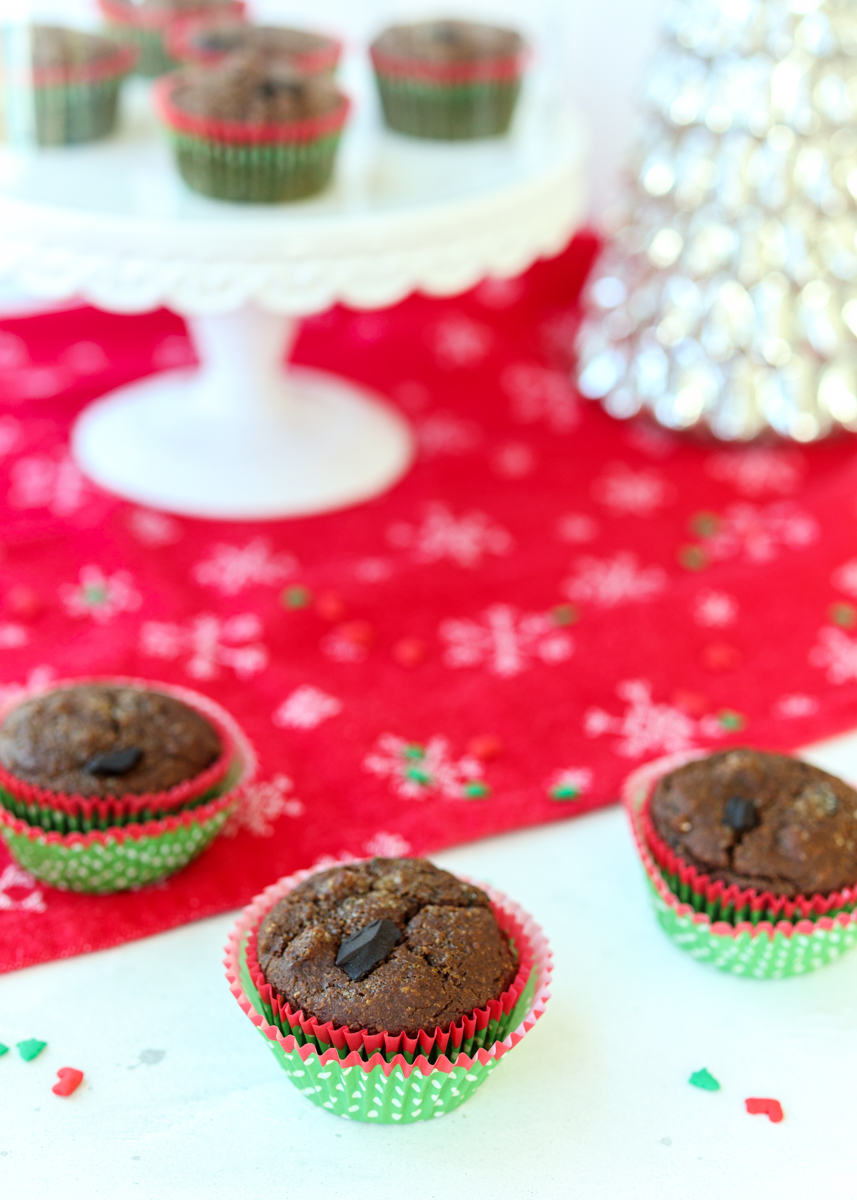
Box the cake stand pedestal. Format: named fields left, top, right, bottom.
left=0, top=76, right=587, bottom=519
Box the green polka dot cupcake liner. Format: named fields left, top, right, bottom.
left=97, top=0, right=246, bottom=77
left=225, top=864, right=552, bottom=1122
left=0, top=679, right=256, bottom=894
left=154, top=74, right=350, bottom=204
left=624, top=754, right=857, bottom=980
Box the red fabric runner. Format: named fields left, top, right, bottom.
left=1, top=234, right=857, bottom=972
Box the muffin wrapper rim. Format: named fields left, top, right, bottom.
left=166, top=14, right=342, bottom=75
left=98, top=0, right=245, bottom=33
left=225, top=861, right=552, bottom=1079
left=369, top=45, right=528, bottom=85
left=6, top=43, right=138, bottom=89
left=0, top=675, right=239, bottom=819
left=154, top=73, right=351, bottom=145
left=625, top=752, right=857, bottom=940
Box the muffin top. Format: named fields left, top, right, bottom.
left=188, top=22, right=334, bottom=60
left=257, top=857, right=518, bottom=1037
left=170, top=56, right=342, bottom=123
left=26, top=24, right=124, bottom=72
left=371, top=20, right=524, bottom=64
left=0, top=684, right=222, bottom=797
left=650, top=749, right=857, bottom=898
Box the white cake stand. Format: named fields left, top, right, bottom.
left=0, top=74, right=587, bottom=519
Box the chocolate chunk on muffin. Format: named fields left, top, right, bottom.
left=651, top=748, right=857, bottom=897
left=257, top=857, right=518, bottom=1036
left=0, top=684, right=222, bottom=797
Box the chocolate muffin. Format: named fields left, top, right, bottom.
left=30, top=24, right=123, bottom=75
left=171, top=20, right=339, bottom=71
left=651, top=749, right=857, bottom=898
left=373, top=20, right=523, bottom=66
left=169, top=55, right=341, bottom=124
left=257, top=857, right=518, bottom=1036
left=0, top=684, right=222, bottom=798
left=97, top=0, right=243, bottom=77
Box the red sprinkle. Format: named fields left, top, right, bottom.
left=52, top=1068, right=84, bottom=1098
left=701, top=643, right=742, bottom=671
left=316, top=592, right=347, bottom=622
left=745, top=1097, right=783, bottom=1123
left=6, top=585, right=45, bottom=621
left=467, top=735, right=504, bottom=762
left=392, top=637, right=426, bottom=667
left=338, top=620, right=374, bottom=648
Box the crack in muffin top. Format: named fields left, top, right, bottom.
left=651, top=749, right=857, bottom=897
left=257, top=857, right=518, bottom=1037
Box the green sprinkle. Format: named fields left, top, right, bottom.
left=551, top=784, right=580, bottom=801
left=690, top=512, right=720, bottom=538
left=689, top=1068, right=720, bottom=1092
left=830, top=603, right=857, bottom=629
left=405, top=767, right=431, bottom=785
left=463, top=782, right=491, bottom=799
left=282, top=586, right=311, bottom=609
left=17, top=1039, right=46, bottom=1062
left=679, top=545, right=709, bottom=571
left=403, top=745, right=425, bottom=761
left=83, top=585, right=107, bottom=605
left=718, top=710, right=746, bottom=732
left=0, top=1043, right=8, bottom=1057
left=551, top=604, right=579, bottom=627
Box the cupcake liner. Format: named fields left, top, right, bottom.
left=373, top=73, right=522, bottom=140
left=0, top=679, right=236, bottom=829
left=641, top=785, right=857, bottom=926
left=0, top=791, right=235, bottom=893
left=98, top=0, right=245, bottom=77
left=225, top=863, right=552, bottom=1122
left=166, top=15, right=342, bottom=75
left=154, top=75, right=350, bottom=203
left=624, top=753, right=857, bottom=979
left=0, top=678, right=256, bottom=893
left=243, top=873, right=537, bottom=1064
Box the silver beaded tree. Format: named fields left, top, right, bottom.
left=576, top=0, right=857, bottom=441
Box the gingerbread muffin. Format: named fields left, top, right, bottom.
left=257, top=857, right=518, bottom=1036
left=650, top=748, right=857, bottom=899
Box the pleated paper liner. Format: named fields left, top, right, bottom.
left=97, top=0, right=246, bottom=77
left=225, top=863, right=552, bottom=1122
left=166, top=15, right=342, bottom=75
left=0, top=679, right=237, bottom=832
left=244, top=883, right=535, bottom=1065
left=154, top=75, right=351, bottom=203
left=624, top=753, right=857, bottom=979
left=640, top=784, right=857, bottom=926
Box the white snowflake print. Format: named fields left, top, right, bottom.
left=701, top=503, right=819, bottom=564
left=223, top=774, right=302, bottom=838
left=0, top=624, right=27, bottom=649
left=810, top=627, right=857, bottom=685
left=491, top=441, right=536, bottom=479
left=692, top=590, right=739, bottom=629
left=415, top=411, right=483, bottom=458
left=546, top=768, right=593, bottom=800
left=364, top=831, right=413, bottom=857
left=0, top=863, right=46, bottom=914
left=5, top=365, right=70, bottom=402
left=60, top=341, right=109, bottom=376
left=591, top=463, right=674, bottom=517
left=428, top=314, right=494, bottom=369
left=354, top=558, right=393, bottom=583
left=364, top=734, right=486, bottom=800
left=832, top=559, right=857, bottom=599
left=8, top=453, right=90, bottom=517
left=556, top=513, right=599, bottom=544
left=128, top=508, right=183, bottom=547
left=585, top=680, right=714, bottom=759
left=0, top=331, right=28, bottom=370
left=273, top=686, right=343, bottom=730
left=60, top=565, right=142, bottom=624
left=622, top=423, right=679, bottom=458
left=564, top=552, right=667, bottom=608
left=0, top=666, right=54, bottom=711
left=140, top=613, right=268, bottom=680
left=0, top=415, right=22, bottom=458
left=439, top=605, right=573, bottom=678
left=501, top=363, right=580, bottom=433
left=705, top=447, right=804, bottom=497
left=321, top=628, right=370, bottom=665
left=388, top=502, right=513, bottom=569
left=192, top=538, right=298, bottom=597
left=151, top=333, right=195, bottom=370
left=773, top=694, right=820, bottom=719
left=475, top=276, right=526, bottom=309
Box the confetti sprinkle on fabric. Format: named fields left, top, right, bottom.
left=52, top=1067, right=84, bottom=1097
left=17, top=1038, right=46, bottom=1061
left=0, top=1043, right=8, bottom=1057
left=689, top=1068, right=720, bottom=1091
left=745, top=1097, right=784, bottom=1123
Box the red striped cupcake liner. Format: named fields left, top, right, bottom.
left=166, top=15, right=342, bottom=75
left=98, top=0, right=245, bottom=33
left=153, top=72, right=351, bottom=146
left=8, top=43, right=139, bottom=89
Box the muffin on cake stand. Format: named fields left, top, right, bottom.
left=0, top=44, right=586, bottom=519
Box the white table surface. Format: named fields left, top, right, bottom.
left=3, top=732, right=857, bottom=1200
